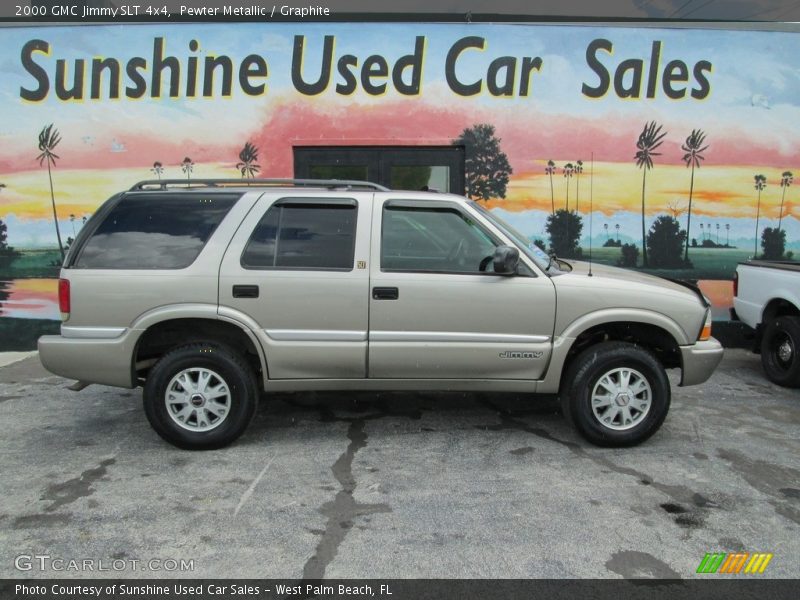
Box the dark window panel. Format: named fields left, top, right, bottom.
left=76, top=193, right=239, bottom=269
left=241, top=203, right=357, bottom=270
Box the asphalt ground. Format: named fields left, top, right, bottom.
left=0, top=350, right=798, bottom=579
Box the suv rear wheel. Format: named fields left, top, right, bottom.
left=143, top=343, right=258, bottom=450
left=760, top=316, right=800, bottom=388
left=561, top=341, right=670, bottom=447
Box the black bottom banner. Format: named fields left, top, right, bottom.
left=1, top=579, right=798, bottom=600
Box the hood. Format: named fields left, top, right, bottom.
left=561, top=261, right=706, bottom=303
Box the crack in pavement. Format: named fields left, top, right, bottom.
left=279, top=395, right=406, bottom=582
left=302, top=418, right=391, bottom=580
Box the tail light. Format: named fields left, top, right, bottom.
left=58, top=278, right=70, bottom=320
left=733, top=271, right=738, bottom=297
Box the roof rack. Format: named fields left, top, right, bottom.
left=129, top=178, right=390, bottom=192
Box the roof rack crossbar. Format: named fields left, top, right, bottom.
left=129, top=178, right=390, bottom=192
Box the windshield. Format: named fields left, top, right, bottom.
left=469, top=201, right=554, bottom=272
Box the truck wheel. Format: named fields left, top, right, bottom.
left=561, top=342, right=670, bottom=447
left=760, top=316, right=800, bottom=388
left=143, top=343, right=258, bottom=450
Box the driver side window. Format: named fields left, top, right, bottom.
left=381, top=205, right=498, bottom=273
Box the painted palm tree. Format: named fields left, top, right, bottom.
left=700, top=223, right=704, bottom=240
left=753, top=174, right=767, bottom=257
left=604, top=223, right=609, bottom=240
left=181, top=156, right=194, bottom=183
left=681, top=128, right=709, bottom=263
left=778, top=171, right=792, bottom=233
left=563, top=162, right=575, bottom=211
left=69, top=214, right=76, bottom=237
left=236, top=142, right=261, bottom=179
left=151, top=161, right=164, bottom=180
left=634, top=121, right=667, bottom=267
left=615, top=223, right=620, bottom=241
left=725, top=223, right=730, bottom=246
left=545, top=160, right=556, bottom=214
left=574, top=160, right=584, bottom=213
left=36, top=124, right=65, bottom=261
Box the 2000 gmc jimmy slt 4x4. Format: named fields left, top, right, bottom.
left=39, top=179, right=724, bottom=449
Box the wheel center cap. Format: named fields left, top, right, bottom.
left=190, top=393, right=206, bottom=407
left=778, top=341, right=792, bottom=362
left=615, top=393, right=630, bottom=407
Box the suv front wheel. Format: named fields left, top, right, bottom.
left=561, top=341, right=670, bottom=447
left=143, top=343, right=258, bottom=450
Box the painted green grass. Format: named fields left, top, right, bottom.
left=0, top=249, right=61, bottom=279
left=583, top=246, right=757, bottom=279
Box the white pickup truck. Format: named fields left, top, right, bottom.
left=733, top=260, right=800, bottom=387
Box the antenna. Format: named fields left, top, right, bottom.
left=588, top=152, right=594, bottom=277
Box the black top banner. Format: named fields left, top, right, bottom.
left=4, top=1, right=800, bottom=22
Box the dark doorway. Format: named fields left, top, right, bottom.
left=294, top=146, right=465, bottom=194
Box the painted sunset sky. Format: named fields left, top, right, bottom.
left=0, top=22, right=797, bottom=248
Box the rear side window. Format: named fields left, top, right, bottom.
left=75, top=193, right=239, bottom=269
left=241, top=200, right=357, bottom=270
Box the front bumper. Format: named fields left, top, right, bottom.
left=38, top=331, right=138, bottom=388
left=679, top=337, right=724, bottom=386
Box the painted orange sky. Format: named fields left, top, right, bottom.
left=1, top=98, right=797, bottom=224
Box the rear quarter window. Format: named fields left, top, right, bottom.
left=75, top=193, right=239, bottom=269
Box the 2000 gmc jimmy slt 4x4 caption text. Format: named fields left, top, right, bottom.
left=39, top=179, right=724, bottom=449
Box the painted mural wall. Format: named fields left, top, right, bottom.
left=0, top=23, right=797, bottom=348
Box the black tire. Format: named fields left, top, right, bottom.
left=760, top=316, right=800, bottom=388
left=560, top=341, right=671, bottom=447
left=143, top=343, right=258, bottom=450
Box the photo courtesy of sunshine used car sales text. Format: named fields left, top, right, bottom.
left=14, top=583, right=391, bottom=597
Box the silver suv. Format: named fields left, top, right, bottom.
left=38, top=179, right=723, bottom=449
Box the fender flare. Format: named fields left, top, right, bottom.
left=130, top=303, right=270, bottom=382
left=537, top=308, right=689, bottom=393
left=761, top=293, right=800, bottom=323
left=559, top=308, right=690, bottom=346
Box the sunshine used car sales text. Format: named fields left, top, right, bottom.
left=19, top=35, right=712, bottom=102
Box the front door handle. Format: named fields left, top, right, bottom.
left=372, top=287, right=399, bottom=300
left=233, top=284, right=259, bottom=298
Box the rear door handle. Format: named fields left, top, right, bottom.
left=232, top=284, right=259, bottom=298
left=372, top=287, right=399, bottom=300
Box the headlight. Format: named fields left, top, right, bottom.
left=698, top=310, right=712, bottom=341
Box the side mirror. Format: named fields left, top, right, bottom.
left=493, top=245, right=519, bottom=275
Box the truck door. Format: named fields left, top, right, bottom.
left=367, top=195, right=557, bottom=380
left=219, top=191, right=373, bottom=379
